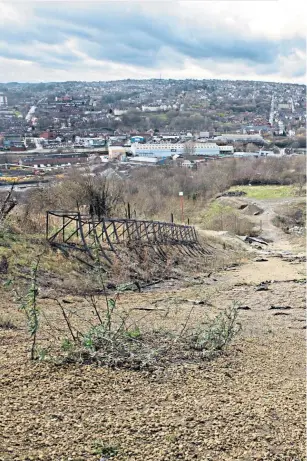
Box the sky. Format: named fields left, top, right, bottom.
left=0, top=0, right=306, bottom=84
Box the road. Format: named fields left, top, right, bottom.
left=25, top=105, right=36, bottom=122
left=269, top=94, right=275, bottom=125
left=25, top=97, right=46, bottom=122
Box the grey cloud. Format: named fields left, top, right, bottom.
left=0, top=2, right=305, bottom=80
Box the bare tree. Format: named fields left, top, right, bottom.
left=183, top=141, right=196, bottom=157
left=245, top=143, right=258, bottom=153
left=0, top=186, right=17, bottom=225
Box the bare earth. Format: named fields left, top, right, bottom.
left=0, top=197, right=306, bottom=461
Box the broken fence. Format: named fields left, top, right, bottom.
left=46, top=211, right=212, bottom=266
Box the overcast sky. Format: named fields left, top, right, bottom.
left=0, top=0, right=306, bottom=84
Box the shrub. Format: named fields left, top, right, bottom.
left=189, top=304, right=241, bottom=357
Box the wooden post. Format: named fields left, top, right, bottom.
left=46, top=212, right=49, bottom=240
left=171, top=213, right=174, bottom=223
left=127, top=203, right=131, bottom=219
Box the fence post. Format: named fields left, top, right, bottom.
left=171, top=213, right=174, bottom=223
left=127, top=203, right=131, bottom=219
left=46, top=212, right=49, bottom=240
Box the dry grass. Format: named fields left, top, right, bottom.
left=229, top=184, right=298, bottom=199
left=198, top=201, right=259, bottom=236
left=273, top=200, right=306, bottom=231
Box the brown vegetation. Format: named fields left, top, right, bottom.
left=15, top=157, right=305, bottom=231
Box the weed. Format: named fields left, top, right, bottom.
left=14, top=257, right=42, bottom=360
left=126, top=325, right=142, bottom=340
left=36, top=346, right=49, bottom=361
left=91, top=440, right=119, bottom=457
left=61, top=338, right=74, bottom=352
left=189, top=304, right=241, bottom=357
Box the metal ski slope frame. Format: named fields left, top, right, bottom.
left=46, top=211, right=212, bottom=266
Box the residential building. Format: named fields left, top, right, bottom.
left=113, top=109, right=128, bottom=116
left=75, top=136, right=106, bottom=147
left=141, top=106, right=160, bottom=112
left=278, top=103, right=291, bottom=110
left=214, top=134, right=265, bottom=143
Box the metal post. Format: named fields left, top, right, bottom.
left=171, top=213, right=174, bottom=223
left=179, top=192, right=184, bottom=224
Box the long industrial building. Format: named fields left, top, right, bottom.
left=130, top=142, right=233, bottom=157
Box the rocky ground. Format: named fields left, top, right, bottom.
left=0, top=196, right=305, bottom=461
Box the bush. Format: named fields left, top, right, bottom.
left=55, top=302, right=242, bottom=369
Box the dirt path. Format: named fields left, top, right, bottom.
left=249, top=197, right=305, bottom=253
left=198, top=196, right=305, bottom=284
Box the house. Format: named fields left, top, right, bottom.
left=141, top=106, right=160, bottom=112
left=214, top=134, right=265, bottom=144
left=75, top=136, right=106, bottom=147
left=113, top=109, right=128, bottom=116
left=40, top=131, right=57, bottom=140
left=3, top=135, right=26, bottom=151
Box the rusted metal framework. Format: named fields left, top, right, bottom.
left=46, top=211, right=211, bottom=266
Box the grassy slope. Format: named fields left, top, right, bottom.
left=229, top=185, right=296, bottom=199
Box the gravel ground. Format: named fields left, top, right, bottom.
left=0, top=257, right=305, bottom=461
